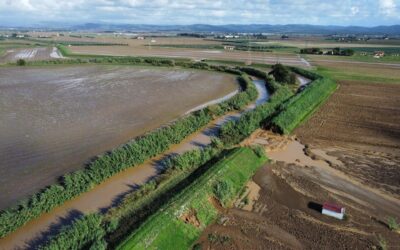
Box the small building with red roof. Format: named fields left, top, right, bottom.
left=322, top=202, right=345, bottom=220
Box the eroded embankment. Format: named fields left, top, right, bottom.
left=117, top=147, right=268, bottom=250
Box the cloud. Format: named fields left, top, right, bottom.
left=379, top=0, right=397, bottom=16
left=0, top=0, right=399, bottom=26
left=351, top=6, right=360, bottom=16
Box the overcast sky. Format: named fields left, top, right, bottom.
left=0, top=0, right=399, bottom=27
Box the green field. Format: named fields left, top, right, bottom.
left=117, top=147, right=267, bottom=250
left=316, top=66, right=400, bottom=84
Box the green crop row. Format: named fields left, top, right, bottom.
left=272, top=77, right=337, bottom=134
left=0, top=62, right=256, bottom=239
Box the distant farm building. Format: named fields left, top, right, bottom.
left=374, top=51, right=385, bottom=58
left=224, top=45, right=235, bottom=51
left=322, top=203, right=345, bottom=220
left=136, top=36, right=145, bottom=40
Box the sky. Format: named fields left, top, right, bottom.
left=0, top=0, right=399, bottom=27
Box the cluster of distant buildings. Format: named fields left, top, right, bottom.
left=360, top=51, right=400, bottom=58
left=330, top=34, right=394, bottom=42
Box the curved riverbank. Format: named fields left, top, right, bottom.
left=0, top=78, right=269, bottom=249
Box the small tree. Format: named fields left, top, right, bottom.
left=333, top=47, right=341, bottom=55
left=16, top=59, right=26, bottom=66
left=269, top=63, right=295, bottom=84
left=341, top=49, right=355, bottom=56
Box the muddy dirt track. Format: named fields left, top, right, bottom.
left=0, top=65, right=236, bottom=209
left=196, top=81, right=400, bottom=249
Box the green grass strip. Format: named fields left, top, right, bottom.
left=117, top=147, right=267, bottom=250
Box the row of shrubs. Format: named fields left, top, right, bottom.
left=272, top=77, right=337, bottom=134
left=35, top=67, right=291, bottom=249
left=288, top=66, right=322, bottom=81
left=39, top=141, right=225, bottom=250
left=0, top=62, right=257, bottom=238
left=220, top=84, right=293, bottom=145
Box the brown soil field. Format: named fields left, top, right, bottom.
left=258, top=39, right=400, bottom=48
left=196, top=80, right=400, bottom=249
left=33, top=36, right=220, bottom=47
left=0, top=65, right=236, bottom=209
left=296, top=81, right=400, bottom=197
left=296, top=81, right=400, bottom=152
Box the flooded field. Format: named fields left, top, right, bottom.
left=0, top=47, right=62, bottom=63
left=0, top=65, right=237, bottom=209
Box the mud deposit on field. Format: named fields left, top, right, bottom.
left=0, top=65, right=236, bottom=209
left=296, top=81, right=400, bottom=196
left=197, top=81, right=400, bottom=249
left=197, top=131, right=400, bottom=249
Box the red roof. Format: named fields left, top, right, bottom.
left=323, top=202, right=344, bottom=213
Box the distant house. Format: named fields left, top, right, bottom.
left=136, top=36, right=145, bottom=40
left=374, top=51, right=385, bottom=58
left=322, top=202, right=345, bottom=220
left=360, top=52, right=368, bottom=56
left=223, top=45, right=235, bottom=51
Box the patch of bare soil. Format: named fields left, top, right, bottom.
left=234, top=181, right=261, bottom=211
left=180, top=208, right=201, bottom=227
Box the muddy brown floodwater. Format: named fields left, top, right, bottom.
left=0, top=65, right=237, bottom=209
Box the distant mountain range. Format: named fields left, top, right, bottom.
left=69, top=23, right=400, bottom=35
left=2, top=23, right=400, bottom=35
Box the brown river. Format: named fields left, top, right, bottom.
left=0, top=65, right=237, bottom=209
